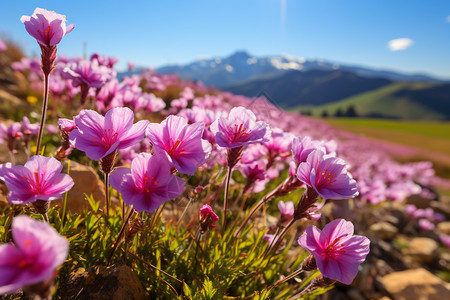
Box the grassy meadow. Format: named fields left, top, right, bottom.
left=323, top=118, right=450, bottom=178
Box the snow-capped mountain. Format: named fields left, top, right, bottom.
left=156, top=51, right=444, bottom=88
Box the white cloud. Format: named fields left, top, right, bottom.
left=388, top=38, right=414, bottom=51
left=446, top=15, right=450, bottom=22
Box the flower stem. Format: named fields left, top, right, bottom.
left=265, top=218, right=296, bottom=255
left=107, top=208, right=135, bottom=266
left=61, top=159, right=70, bottom=229
left=222, top=165, right=233, bottom=234
left=104, top=172, right=110, bottom=218
left=35, top=73, right=50, bottom=155
left=234, top=178, right=287, bottom=238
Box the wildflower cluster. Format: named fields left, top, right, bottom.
left=0, top=7, right=447, bottom=299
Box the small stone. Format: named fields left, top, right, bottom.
left=381, top=268, right=450, bottom=300
left=406, top=194, right=434, bottom=209
left=431, top=200, right=450, bottom=219
left=57, top=265, right=147, bottom=299
left=437, top=222, right=450, bottom=235
left=403, top=237, right=439, bottom=264
left=369, top=222, right=398, bottom=240
left=384, top=215, right=400, bottom=226
left=375, top=259, right=394, bottom=277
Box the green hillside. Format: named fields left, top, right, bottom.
left=296, top=82, right=450, bottom=120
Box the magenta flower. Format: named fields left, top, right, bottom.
left=439, top=234, right=450, bottom=248
left=418, top=219, right=435, bottom=231
left=0, top=155, right=74, bottom=205
left=21, top=116, right=40, bottom=136
left=20, top=8, right=74, bottom=47
left=298, top=219, right=370, bottom=285
left=199, top=204, right=219, bottom=231
left=296, top=150, right=359, bottom=200
left=62, top=59, right=110, bottom=89
left=146, top=115, right=211, bottom=175
left=0, top=215, right=68, bottom=294
left=210, top=106, right=270, bottom=148
left=291, top=136, right=322, bottom=165
left=278, top=201, right=295, bottom=219
left=69, top=107, right=149, bottom=161
left=0, top=38, right=7, bottom=51
left=110, top=153, right=185, bottom=212
left=62, top=59, right=112, bottom=104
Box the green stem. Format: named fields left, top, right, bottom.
left=61, top=159, right=71, bottom=229
left=35, top=72, right=50, bottom=155
left=107, top=208, right=135, bottom=266
left=222, top=165, right=233, bottom=234
left=104, top=172, right=110, bottom=218
left=265, top=218, right=296, bottom=255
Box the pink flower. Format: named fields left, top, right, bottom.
left=20, top=8, right=74, bottom=47
left=146, top=115, right=211, bottom=175
left=210, top=106, right=270, bottom=148
left=69, top=107, right=149, bottom=161
left=439, top=234, right=450, bottom=248
left=263, top=233, right=275, bottom=244
left=296, top=150, right=359, bottom=200
left=110, top=153, right=185, bottom=212
left=0, top=38, right=7, bottom=51
left=0, top=215, right=68, bottom=294
left=418, top=219, right=435, bottom=231
left=199, top=204, right=219, bottom=231
left=62, top=59, right=111, bottom=89
left=298, top=219, right=370, bottom=285
left=21, top=116, right=40, bottom=136
left=291, top=136, right=322, bottom=165
left=0, top=156, right=74, bottom=205
left=278, top=201, right=295, bottom=219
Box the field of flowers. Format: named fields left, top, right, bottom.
left=0, top=8, right=449, bottom=300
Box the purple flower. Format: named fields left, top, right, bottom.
left=263, top=233, right=275, bottom=244
left=62, top=59, right=111, bottom=89
left=0, top=123, right=7, bottom=144
left=278, top=201, right=295, bottom=219
left=199, top=204, right=219, bottom=231
left=90, top=53, right=119, bottom=68
left=110, top=153, right=185, bottom=212
left=20, top=8, right=74, bottom=47
left=418, top=219, right=435, bottom=231
left=21, top=116, right=40, bottom=136
left=0, top=155, right=74, bottom=205
left=0, top=38, right=7, bottom=51
left=298, top=219, right=370, bottom=285
left=296, top=150, right=359, bottom=200
left=0, top=215, right=68, bottom=294
left=69, top=107, right=149, bottom=161
left=439, top=234, right=450, bottom=248
left=58, top=118, right=77, bottom=133
left=146, top=115, right=211, bottom=175
left=210, top=106, right=270, bottom=148
left=292, top=136, right=322, bottom=165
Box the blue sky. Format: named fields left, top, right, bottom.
left=1, top=0, right=450, bottom=79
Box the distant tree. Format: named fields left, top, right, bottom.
left=334, top=108, right=344, bottom=117
left=345, top=105, right=358, bottom=117
left=302, top=110, right=312, bottom=116
left=321, top=110, right=329, bottom=118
